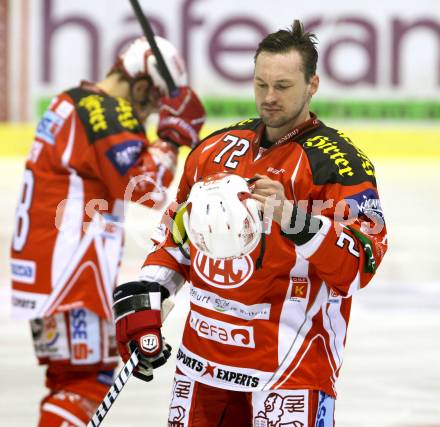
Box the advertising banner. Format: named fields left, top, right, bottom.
left=5, top=0, right=440, bottom=120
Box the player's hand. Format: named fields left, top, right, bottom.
left=113, top=281, right=172, bottom=382
left=157, top=86, right=206, bottom=149
left=250, top=174, right=292, bottom=226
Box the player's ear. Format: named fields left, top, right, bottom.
left=309, top=74, right=319, bottom=97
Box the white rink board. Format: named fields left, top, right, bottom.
left=1, top=153, right=440, bottom=426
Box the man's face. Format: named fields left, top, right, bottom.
left=254, top=50, right=319, bottom=133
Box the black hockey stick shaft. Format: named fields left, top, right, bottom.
left=87, top=348, right=140, bottom=427
left=128, top=0, right=179, bottom=97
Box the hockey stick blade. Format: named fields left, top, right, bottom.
left=128, top=0, right=178, bottom=97
left=87, top=348, right=140, bottom=427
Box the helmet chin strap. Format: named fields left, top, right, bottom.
left=255, top=229, right=266, bottom=270
left=253, top=211, right=266, bottom=270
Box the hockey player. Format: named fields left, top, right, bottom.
left=113, top=21, right=387, bottom=426
left=10, top=36, right=205, bottom=426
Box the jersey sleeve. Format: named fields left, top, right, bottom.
left=72, top=90, right=176, bottom=208
left=293, top=129, right=387, bottom=297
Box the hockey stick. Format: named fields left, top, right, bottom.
left=86, top=300, right=175, bottom=426
left=128, top=0, right=179, bottom=97
left=87, top=348, right=140, bottom=427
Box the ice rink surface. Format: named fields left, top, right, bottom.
left=1, top=144, right=440, bottom=426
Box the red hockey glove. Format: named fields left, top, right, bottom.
left=113, top=281, right=172, bottom=382
left=157, top=86, right=206, bottom=149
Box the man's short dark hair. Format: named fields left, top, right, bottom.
left=254, top=20, right=318, bottom=82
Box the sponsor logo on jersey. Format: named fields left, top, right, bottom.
left=36, top=110, right=65, bottom=145
left=11, top=295, right=37, bottom=310
left=176, top=349, right=204, bottom=372
left=11, top=259, right=36, bottom=284
left=267, top=167, right=286, bottom=175
left=216, top=366, right=260, bottom=388
left=43, top=316, right=60, bottom=346
left=345, top=189, right=384, bottom=224
left=289, top=277, right=309, bottom=301
left=115, top=98, right=139, bottom=130
left=190, top=286, right=271, bottom=320
left=176, top=347, right=261, bottom=388
left=32, top=314, right=70, bottom=359
left=328, top=289, right=341, bottom=304
left=100, top=214, right=121, bottom=239
left=315, top=391, right=335, bottom=426
left=189, top=310, right=255, bottom=348
left=70, top=308, right=101, bottom=364
left=193, top=251, right=254, bottom=289
left=105, top=140, right=143, bottom=176
left=78, top=94, right=108, bottom=132
left=337, top=130, right=375, bottom=178
left=303, top=131, right=375, bottom=181
left=303, top=135, right=354, bottom=178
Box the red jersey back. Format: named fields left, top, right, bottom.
left=11, top=83, right=175, bottom=320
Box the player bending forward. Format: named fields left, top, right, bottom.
left=10, top=36, right=205, bottom=426
left=113, top=21, right=387, bottom=426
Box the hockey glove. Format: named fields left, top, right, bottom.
left=113, top=281, right=172, bottom=382
left=157, top=86, right=206, bottom=149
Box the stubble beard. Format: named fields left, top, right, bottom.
left=259, top=94, right=309, bottom=130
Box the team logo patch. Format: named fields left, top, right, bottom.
left=254, top=391, right=307, bottom=427
left=193, top=251, right=254, bottom=289
left=106, top=140, right=143, bottom=176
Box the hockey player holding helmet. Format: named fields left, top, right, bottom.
left=183, top=173, right=263, bottom=260
left=113, top=21, right=387, bottom=426
left=10, top=36, right=205, bottom=426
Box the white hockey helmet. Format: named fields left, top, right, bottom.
left=113, top=36, right=187, bottom=96
left=183, top=173, right=262, bottom=259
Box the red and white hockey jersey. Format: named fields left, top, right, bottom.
left=11, top=82, right=176, bottom=321
left=143, top=115, right=387, bottom=397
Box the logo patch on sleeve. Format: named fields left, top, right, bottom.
left=345, top=189, right=384, bottom=223
left=36, top=110, right=65, bottom=145
left=106, top=140, right=144, bottom=176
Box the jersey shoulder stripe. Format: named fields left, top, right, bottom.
left=66, top=87, right=145, bottom=144
left=297, top=122, right=376, bottom=186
